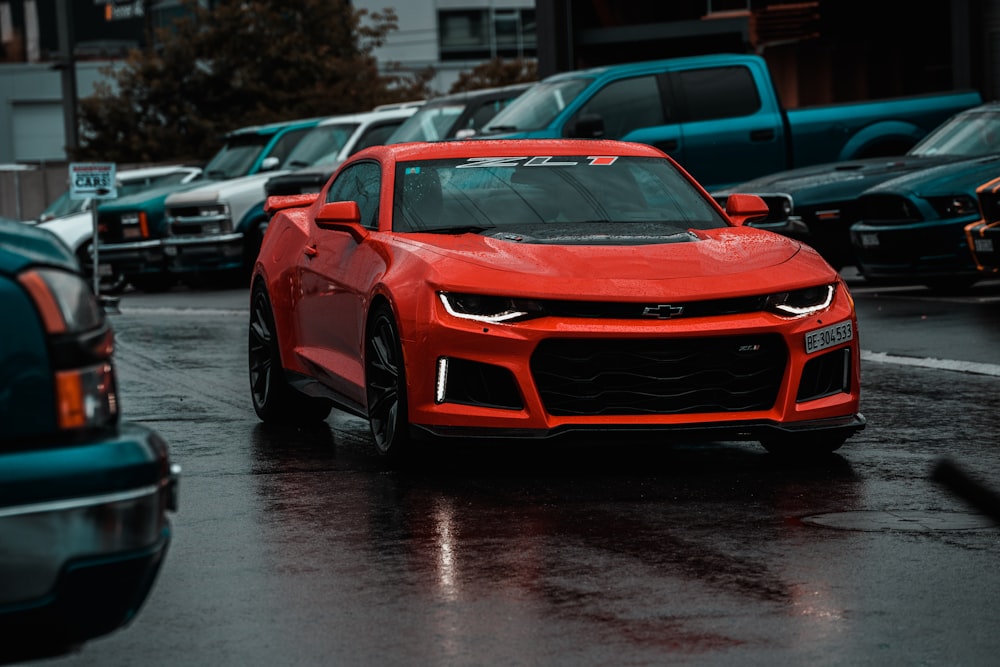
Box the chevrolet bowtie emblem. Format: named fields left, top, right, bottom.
left=643, top=304, right=684, bottom=319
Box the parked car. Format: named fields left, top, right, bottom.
left=479, top=53, right=982, bottom=191
left=250, top=139, right=865, bottom=463
left=712, top=102, right=1000, bottom=269
left=849, top=148, right=1000, bottom=292
left=93, top=116, right=326, bottom=291
left=161, top=104, right=421, bottom=282
left=32, top=164, right=201, bottom=292
left=386, top=83, right=532, bottom=144
left=0, top=218, right=179, bottom=661
left=256, top=86, right=532, bottom=213
left=964, top=176, right=1000, bottom=274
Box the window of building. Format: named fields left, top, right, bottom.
left=438, top=8, right=536, bottom=60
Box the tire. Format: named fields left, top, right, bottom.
left=759, top=432, right=847, bottom=458
left=365, top=303, right=412, bottom=460
left=248, top=282, right=331, bottom=423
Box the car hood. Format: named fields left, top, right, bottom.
left=98, top=179, right=208, bottom=212
left=715, top=155, right=966, bottom=206
left=166, top=171, right=286, bottom=205
left=859, top=154, right=1000, bottom=197
left=395, top=226, right=833, bottom=299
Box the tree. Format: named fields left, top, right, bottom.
left=448, top=57, right=537, bottom=94
left=75, top=0, right=433, bottom=163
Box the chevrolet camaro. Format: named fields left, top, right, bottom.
left=248, top=139, right=865, bottom=461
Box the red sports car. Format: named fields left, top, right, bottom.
left=249, top=139, right=865, bottom=460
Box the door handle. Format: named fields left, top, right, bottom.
left=304, top=244, right=318, bottom=257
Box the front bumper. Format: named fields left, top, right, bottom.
left=388, top=287, right=864, bottom=442
left=0, top=423, right=179, bottom=647
left=851, top=217, right=981, bottom=280
left=162, top=232, right=245, bottom=273
left=94, top=239, right=167, bottom=276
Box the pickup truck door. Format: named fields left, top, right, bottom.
left=661, top=66, right=787, bottom=190
left=571, top=73, right=686, bottom=166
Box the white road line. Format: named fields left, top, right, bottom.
left=862, top=350, right=1000, bottom=377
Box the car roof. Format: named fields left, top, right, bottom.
left=357, top=138, right=667, bottom=162
left=315, top=106, right=421, bottom=127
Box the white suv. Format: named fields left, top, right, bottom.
left=161, top=104, right=421, bottom=282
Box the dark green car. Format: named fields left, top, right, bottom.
left=0, top=219, right=179, bottom=660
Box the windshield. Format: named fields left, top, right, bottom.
left=910, top=109, right=1000, bottom=157
left=389, top=104, right=465, bottom=143
left=284, top=123, right=360, bottom=168
left=392, top=156, right=727, bottom=240
left=483, top=79, right=591, bottom=133
left=38, top=190, right=88, bottom=219
left=202, top=133, right=270, bottom=179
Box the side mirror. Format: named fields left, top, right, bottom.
left=570, top=113, right=605, bottom=139
left=315, top=200, right=362, bottom=229
left=259, top=156, right=281, bottom=172
left=725, top=193, right=770, bottom=227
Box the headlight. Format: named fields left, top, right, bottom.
left=926, top=195, right=979, bottom=218
left=439, top=292, right=545, bottom=324
left=199, top=204, right=229, bottom=218
left=120, top=212, right=142, bottom=225
left=764, top=284, right=835, bottom=317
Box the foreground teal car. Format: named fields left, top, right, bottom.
left=0, top=219, right=179, bottom=661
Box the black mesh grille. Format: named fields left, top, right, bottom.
left=530, top=335, right=787, bottom=416
left=857, top=194, right=923, bottom=225
left=797, top=348, right=850, bottom=402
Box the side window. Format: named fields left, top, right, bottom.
left=674, top=66, right=761, bottom=121
left=350, top=122, right=405, bottom=155
left=267, top=127, right=314, bottom=167
left=576, top=75, right=665, bottom=139
left=326, top=161, right=381, bottom=230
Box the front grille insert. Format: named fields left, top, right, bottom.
left=531, top=335, right=787, bottom=416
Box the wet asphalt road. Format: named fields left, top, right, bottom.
left=32, top=275, right=1000, bottom=667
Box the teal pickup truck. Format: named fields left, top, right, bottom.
left=480, top=53, right=982, bottom=191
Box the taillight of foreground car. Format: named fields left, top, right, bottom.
left=764, top=284, right=836, bottom=317
left=18, top=268, right=119, bottom=431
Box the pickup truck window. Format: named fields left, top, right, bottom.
left=576, top=75, right=667, bottom=139
left=674, top=66, right=761, bottom=121
left=269, top=127, right=316, bottom=168
left=484, top=78, right=591, bottom=132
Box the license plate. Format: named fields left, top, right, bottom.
left=859, top=233, right=879, bottom=247
left=97, top=263, right=112, bottom=277
left=974, top=238, right=994, bottom=252
left=805, top=320, right=854, bottom=354
left=164, top=245, right=178, bottom=257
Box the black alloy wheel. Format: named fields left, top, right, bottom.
left=365, top=303, right=412, bottom=459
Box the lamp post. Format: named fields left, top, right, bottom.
left=54, top=0, right=79, bottom=156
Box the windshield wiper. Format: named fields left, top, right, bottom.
left=421, top=224, right=496, bottom=235
left=483, top=125, right=517, bottom=133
